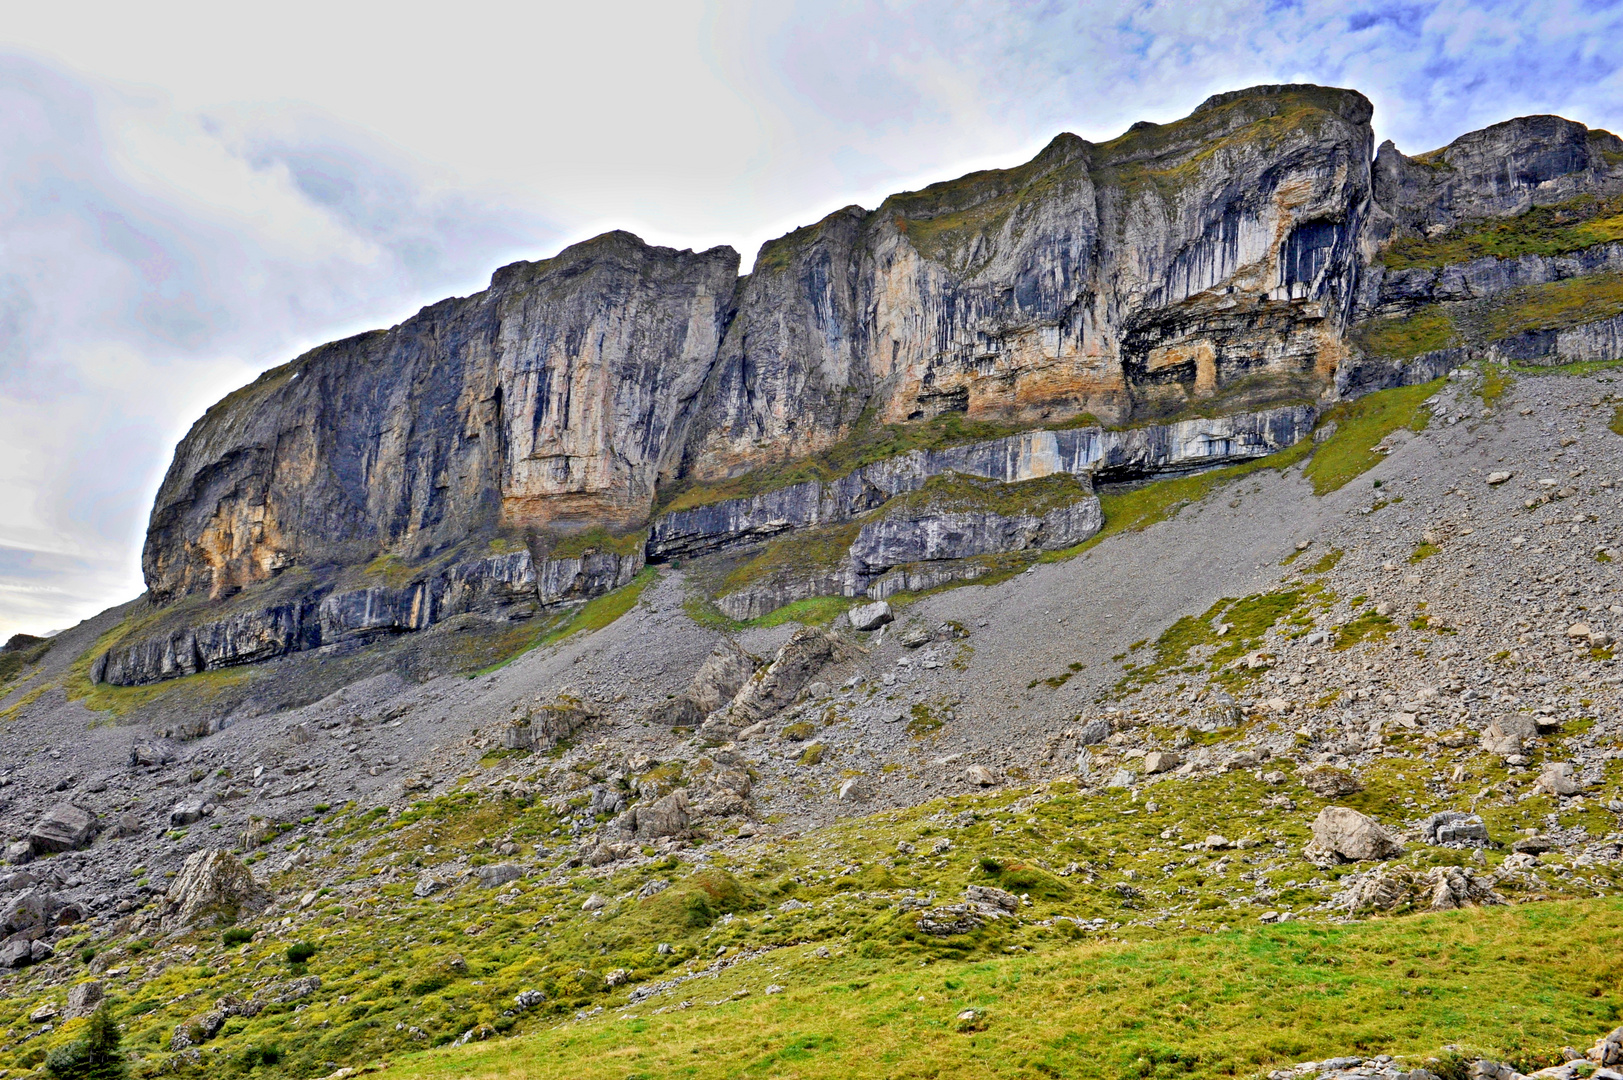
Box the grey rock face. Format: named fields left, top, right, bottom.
left=97, top=550, right=546, bottom=686
left=685, top=85, right=1374, bottom=479
left=1373, top=117, right=1623, bottom=237
left=1489, top=314, right=1623, bottom=367
left=848, top=497, right=1101, bottom=579
left=1365, top=244, right=1623, bottom=320
left=123, top=83, right=1623, bottom=688
left=144, top=232, right=737, bottom=606
left=651, top=405, right=1314, bottom=561
left=28, top=803, right=96, bottom=854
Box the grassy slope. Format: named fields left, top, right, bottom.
left=391, top=899, right=1623, bottom=1080
left=11, top=732, right=1616, bottom=1079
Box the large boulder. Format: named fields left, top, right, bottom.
left=1535, top=762, right=1580, bottom=797
left=476, top=864, right=522, bottom=889
left=655, top=641, right=756, bottom=726
left=1, top=887, right=60, bottom=935
left=1299, top=766, right=1363, bottom=798
left=0, top=938, right=34, bottom=968
left=129, top=738, right=179, bottom=767
left=161, top=850, right=269, bottom=931
left=65, top=980, right=106, bottom=1019
left=1305, top=806, right=1402, bottom=865
left=502, top=694, right=602, bottom=752
left=1480, top=715, right=1538, bottom=756
left=611, top=790, right=690, bottom=840
left=169, top=799, right=209, bottom=827
left=848, top=601, right=892, bottom=632
left=688, top=641, right=755, bottom=715
left=28, top=803, right=97, bottom=854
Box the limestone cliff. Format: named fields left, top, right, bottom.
left=683, top=84, right=1375, bottom=480
left=143, top=231, right=736, bottom=604
left=109, top=83, right=1623, bottom=686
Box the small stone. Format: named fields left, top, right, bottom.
left=1106, top=768, right=1136, bottom=789
left=29, top=1002, right=58, bottom=1023
left=1486, top=471, right=1512, bottom=485
left=581, top=892, right=608, bottom=911
left=161, top=849, right=269, bottom=931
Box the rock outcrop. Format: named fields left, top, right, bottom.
left=161, top=850, right=269, bottom=930
left=1371, top=116, right=1623, bottom=240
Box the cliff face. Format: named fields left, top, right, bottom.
left=683, top=85, right=1375, bottom=480
left=114, top=83, right=1623, bottom=686
left=144, top=232, right=736, bottom=603
left=1372, top=117, right=1623, bottom=240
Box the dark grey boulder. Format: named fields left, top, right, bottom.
left=28, top=803, right=97, bottom=854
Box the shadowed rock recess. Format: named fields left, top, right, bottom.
left=97, top=84, right=1623, bottom=685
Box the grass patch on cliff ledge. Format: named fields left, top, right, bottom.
left=1351, top=308, right=1461, bottom=360
left=1301, top=379, right=1438, bottom=495
left=1379, top=193, right=1623, bottom=271
left=381, top=899, right=1623, bottom=1080
left=1486, top=272, right=1623, bottom=341
left=472, top=567, right=660, bottom=677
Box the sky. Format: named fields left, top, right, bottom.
left=1, top=0, right=1621, bottom=643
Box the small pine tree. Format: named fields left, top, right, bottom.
left=44, top=1002, right=127, bottom=1080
